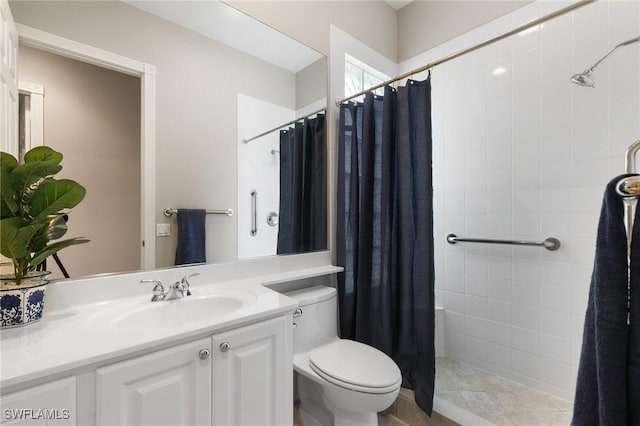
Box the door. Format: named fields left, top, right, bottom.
left=212, top=315, right=293, bottom=426
left=0, top=0, right=18, bottom=155
left=96, top=338, right=212, bottom=426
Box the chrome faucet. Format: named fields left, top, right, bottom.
left=139, top=273, right=200, bottom=302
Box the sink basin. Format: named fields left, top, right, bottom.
left=114, top=291, right=256, bottom=329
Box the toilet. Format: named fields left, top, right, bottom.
left=285, top=286, right=401, bottom=426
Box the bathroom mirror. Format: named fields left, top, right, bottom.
left=8, top=0, right=328, bottom=280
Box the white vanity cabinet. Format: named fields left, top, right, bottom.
left=0, top=377, right=76, bottom=425
left=212, top=315, right=292, bottom=426
left=92, top=314, right=292, bottom=426
left=95, top=338, right=212, bottom=426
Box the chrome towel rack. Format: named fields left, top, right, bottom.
left=164, top=208, right=233, bottom=217
left=615, top=139, right=640, bottom=250
left=446, top=234, right=561, bottom=251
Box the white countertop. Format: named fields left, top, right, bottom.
left=0, top=265, right=342, bottom=390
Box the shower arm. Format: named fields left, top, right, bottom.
left=582, top=36, right=640, bottom=74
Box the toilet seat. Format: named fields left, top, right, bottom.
left=308, top=340, right=401, bottom=394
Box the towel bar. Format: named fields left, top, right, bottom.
left=164, top=208, right=233, bottom=217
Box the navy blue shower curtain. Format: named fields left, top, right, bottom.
left=336, top=78, right=435, bottom=414
left=278, top=114, right=327, bottom=254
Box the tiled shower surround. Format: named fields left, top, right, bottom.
left=400, top=1, right=640, bottom=400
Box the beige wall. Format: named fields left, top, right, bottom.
left=10, top=1, right=298, bottom=269
left=398, top=1, right=531, bottom=62
left=18, top=45, right=141, bottom=278
left=296, top=58, right=327, bottom=110
left=225, top=1, right=398, bottom=62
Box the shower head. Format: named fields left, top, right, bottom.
left=571, top=35, right=640, bottom=88
left=570, top=70, right=595, bottom=88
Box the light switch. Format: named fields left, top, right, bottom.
left=156, top=223, right=171, bottom=237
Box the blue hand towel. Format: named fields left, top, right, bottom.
left=572, top=175, right=634, bottom=425
left=175, top=209, right=206, bottom=265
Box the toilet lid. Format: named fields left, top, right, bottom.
left=308, top=340, right=401, bottom=391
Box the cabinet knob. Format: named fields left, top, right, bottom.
left=199, top=349, right=211, bottom=360
left=219, top=342, right=231, bottom=352
left=293, top=308, right=303, bottom=317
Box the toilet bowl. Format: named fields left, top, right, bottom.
left=285, top=286, right=401, bottom=426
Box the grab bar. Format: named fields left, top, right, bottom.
left=250, top=189, right=257, bottom=236
left=164, top=208, right=233, bottom=217
left=446, top=234, right=561, bottom=251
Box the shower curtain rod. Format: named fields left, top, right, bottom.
left=335, top=0, right=592, bottom=107
left=242, top=107, right=326, bottom=144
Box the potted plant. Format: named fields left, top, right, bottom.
left=0, top=146, right=88, bottom=328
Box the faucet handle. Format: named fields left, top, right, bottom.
left=180, top=272, right=200, bottom=296
left=140, top=279, right=165, bottom=301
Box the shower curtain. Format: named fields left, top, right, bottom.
left=277, top=114, right=327, bottom=254
left=336, top=78, right=435, bottom=414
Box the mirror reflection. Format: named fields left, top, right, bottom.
left=9, top=0, right=328, bottom=280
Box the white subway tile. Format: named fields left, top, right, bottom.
left=513, top=280, right=541, bottom=308
left=465, top=274, right=488, bottom=298
left=487, top=321, right=513, bottom=347
left=466, top=254, right=489, bottom=276
left=488, top=277, right=513, bottom=302
left=540, top=358, right=574, bottom=391
left=445, top=271, right=466, bottom=293
left=513, top=303, right=540, bottom=330
left=487, top=342, right=512, bottom=370
left=446, top=311, right=466, bottom=334
left=445, top=251, right=465, bottom=273
left=465, top=295, right=487, bottom=319
left=513, top=189, right=540, bottom=213
left=540, top=308, right=572, bottom=339
left=463, top=335, right=488, bottom=363
left=489, top=256, right=512, bottom=279
left=513, top=327, right=540, bottom=354
left=487, top=191, right=513, bottom=214
left=487, top=213, right=513, bottom=236
left=512, top=349, right=540, bottom=379
left=465, top=191, right=488, bottom=214
left=541, top=213, right=572, bottom=237
left=445, top=290, right=466, bottom=313
left=540, top=188, right=572, bottom=213
left=540, top=261, right=573, bottom=288
left=466, top=213, right=487, bottom=235
left=513, top=213, right=541, bottom=236
left=541, top=285, right=572, bottom=313
left=488, top=299, right=512, bottom=324
left=446, top=331, right=465, bottom=356
left=540, top=333, right=572, bottom=364
left=465, top=316, right=487, bottom=339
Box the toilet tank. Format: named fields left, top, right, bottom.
left=284, top=286, right=338, bottom=354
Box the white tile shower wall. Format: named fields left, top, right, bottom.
left=237, top=94, right=294, bottom=259
left=402, top=1, right=640, bottom=400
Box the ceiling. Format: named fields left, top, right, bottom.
left=125, top=0, right=323, bottom=73
left=385, top=1, right=414, bottom=11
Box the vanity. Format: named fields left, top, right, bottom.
left=0, top=261, right=342, bottom=425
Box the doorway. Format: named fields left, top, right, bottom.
left=18, top=45, right=141, bottom=279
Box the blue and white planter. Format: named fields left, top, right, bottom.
left=0, top=272, right=50, bottom=329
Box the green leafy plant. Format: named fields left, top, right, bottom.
left=1, top=146, right=89, bottom=285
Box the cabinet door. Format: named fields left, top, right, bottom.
left=96, top=338, right=211, bottom=426
left=0, top=377, right=76, bottom=425
left=212, top=315, right=292, bottom=426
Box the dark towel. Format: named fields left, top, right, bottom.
left=572, top=175, right=635, bottom=425
left=629, top=188, right=640, bottom=425
left=175, top=209, right=206, bottom=265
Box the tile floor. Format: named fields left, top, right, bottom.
left=435, top=358, right=573, bottom=425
